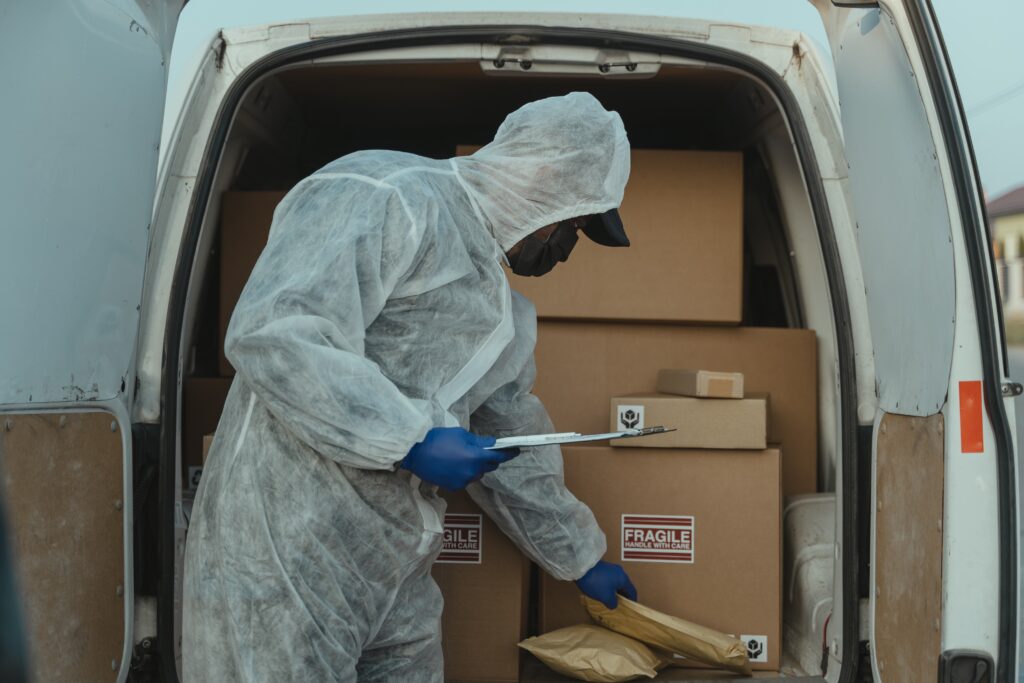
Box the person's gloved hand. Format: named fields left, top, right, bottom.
left=401, top=427, right=519, bottom=491
left=575, top=560, right=638, bottom=610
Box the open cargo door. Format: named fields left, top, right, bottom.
left=0, top=2, right=182, bottom=680
left=812, top=0, right=1015, bottom=680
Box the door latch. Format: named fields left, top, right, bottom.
left=1001, top=382, right=1023, bottom=397
left=482, top=46, right=659, bottom=77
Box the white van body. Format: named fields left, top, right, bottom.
left=0, top=2, right=1017, bottom=681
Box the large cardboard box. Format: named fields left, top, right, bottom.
left=432, top=491, right=528, bottom=682
left=611, top=393, right=768, bottom=450
left=533, top=323, right=817, bottom=497
left=541, top=446, right=782, bottom=671
left=458, top=146, right=743, bottom=323
left=219, top=191, right=287, bottom=375
left=182, top=377, right=232, bottom=472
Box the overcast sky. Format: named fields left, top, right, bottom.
left=163, top=0, right=1024, bottom=199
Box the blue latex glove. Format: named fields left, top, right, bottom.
left=575, top=560, right=638, bottom=610
left=401, top=427, right=519, bottom=491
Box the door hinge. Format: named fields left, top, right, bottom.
left=127, top=637, right=159, bottom=682
left=1001, top=381, right=1023, bottom=397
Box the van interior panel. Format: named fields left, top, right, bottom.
left=0, top=412, right=127, bottom=683
left=873, top=412, right=945, bottom=682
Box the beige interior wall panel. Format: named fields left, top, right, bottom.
left=0, top=412, right=125, bottom=682
left=874, top=412, right=944, bottom=682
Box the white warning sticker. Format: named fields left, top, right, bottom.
left=621, top=514, right=694, bottom=563
left=616, top=404, right=645, bottom=431
left=437, top=513, right=483, bottom=564
left=741, top=635, right=768, bottom=663
left=188, top=466, right=203, bottom=491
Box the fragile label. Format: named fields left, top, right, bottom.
left=616, top=404, right=645, bottom=430
left=437, top=513, right=482, bottom=564
left=621, top=514, right=694, bottom=563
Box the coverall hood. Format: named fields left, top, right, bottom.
left=452, top=91, right=631, bottom=252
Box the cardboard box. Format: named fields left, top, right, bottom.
left=183, top=377, right=232, bottom=471
left=458, top=146, right=743, bottom=323
left=432, top=491, right=528, bottom=682
left=533, top=323, right=817, bottom=497
left=218, top=191, right=287, bottom=375
left=541, top=446, right=782, bottom=671
left=611, top=393, right=767, bottom=450
left=657, top=369, right=744, bottom=399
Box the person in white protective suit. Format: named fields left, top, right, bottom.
left=183, top=91, right=638, bottom=682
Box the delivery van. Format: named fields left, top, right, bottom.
left=0, top=2, right=1018, bottom=681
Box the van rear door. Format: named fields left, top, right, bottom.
left=814, top=0, right=1016, bottom=679
left=0, top=2, right=182, bottom=680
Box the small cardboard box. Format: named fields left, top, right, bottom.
left=540, top=446, right=782, bottom=671
left=657, top=369, right=744, bottom=399
left=218, top=191, right=287, bottom=376
left=183, top=377, right=232, bottom=472
left=533, top=322, right=817, bottom=497
left=432, top=491, right=528, bottom=683
left=458, top=146, right=744, bottom=323
left=611, top=393, right=768, bottom=450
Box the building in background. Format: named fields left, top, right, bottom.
left=991, top=185, right=1024, bottom=318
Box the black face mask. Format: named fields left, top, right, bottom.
left=508, top=222, right=580, bottom=277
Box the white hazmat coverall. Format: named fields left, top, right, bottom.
left=182, top=91, right=631, bottom=682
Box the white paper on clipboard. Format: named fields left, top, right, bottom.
left=485, top=426, right=675, bottom=450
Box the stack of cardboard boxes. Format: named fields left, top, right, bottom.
left=516, top=148, right=817, bottom=674
left=191, top=146, right=818, bottom=679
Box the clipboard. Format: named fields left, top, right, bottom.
left=486, top=426, right=675, bottom=450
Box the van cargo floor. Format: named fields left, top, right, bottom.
left=517, top=656, right=823, bottom=681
